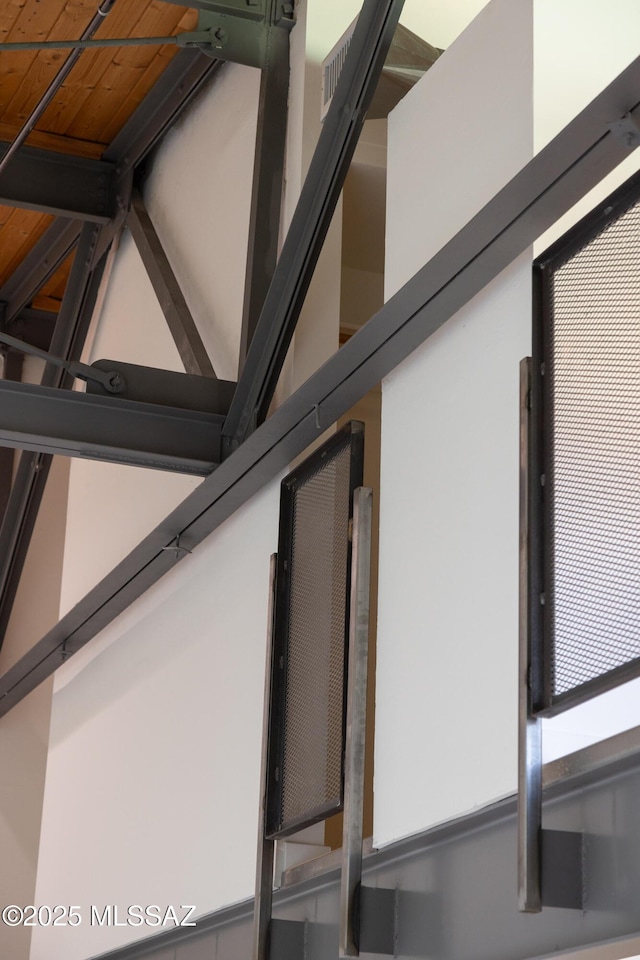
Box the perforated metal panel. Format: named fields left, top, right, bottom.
left=535, top=172, right=640, bottom=712
left=266, top=422, right=364, bottom=837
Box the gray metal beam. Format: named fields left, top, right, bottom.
left=127, top=189, right=216, bottom=378
left=223, top=0, right=407, bottom=449
left=0, top=350, right=23, bottom=524
left=238, top=20, right=290, bottom=370
left=103, top=49, right=223, bottom=174
left=0, top=379, right=223, bottom=473
left=42, top=735, right=640, bottom=960
left=0, top=219, right=82, bottom=326
left=0, top=51, right=638, bottom=718
left=0, top=142, right=116, bottom=220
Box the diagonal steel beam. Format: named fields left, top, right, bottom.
left=0, top=51, right=638, bottom=716
left=127, top=188, right=216, bottom=378
left=103, top=49, right=223, bottom=174
left=238, top=20, right=290, bottom=371
left=222, top=0, right=407, bottom=450
left=0, top=218, right=82, bottom=327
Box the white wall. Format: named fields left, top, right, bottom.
left=0, top=457, right=69, bottom=960
left=375, top=0, right=533, bottom=847
left=31, top=480, right=280, bottom=960
left=534, top=0, right=640, bottom=251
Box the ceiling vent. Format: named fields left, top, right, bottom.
left=321, top=20, right=443, bottom=122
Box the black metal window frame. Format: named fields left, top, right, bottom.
left=531, top=168, right=640, bottom=717
left=265, top=421, right=365, bottom=839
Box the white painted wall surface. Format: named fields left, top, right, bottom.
left=0, top=458, right=69, bottom=960
left=375, top=0, right=533, bottom=846
left=534, top=0, right=640, bottom=252
left=30, top=479, right=280, bottom=960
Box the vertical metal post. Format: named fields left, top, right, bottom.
left=253, top=553, right=278, bottom=960
left=238, top=21, right=290, bottom=371
left=518, top=357, right=543, bottom=912
left=340, top=486, right=373, bottom=957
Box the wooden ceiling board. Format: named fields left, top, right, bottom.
left=55, top=6, right=199, bottom=143
left=0, top=208, right=53, bottom=288
left=2, top=1, right=184, bottom=131
left=0, top=124, right=105, bottom=157
left=0, top=0, right=73, bottom=121
left=33, top=249, right=75, bottom=310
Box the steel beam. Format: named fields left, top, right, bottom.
left=0, top=52, right=639, bottom=717
left=223, top=0, right=407, bottom=449
left=238, top=20, right=290, bottom=370
left=103, top=49, right=223, bottom=174
left=0, top=219, right=82, bottom=326
left=127, top=189, right=216, bottom=377
left=0, top=350, right=23, bottom=523
left=0, top=379, right=223, bottom=473
left=0, top=142, right=116, bottom=220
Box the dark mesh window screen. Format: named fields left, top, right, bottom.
left=539, top=174, right=640, bottom=709
left=266, top=422, right=364, bottom=837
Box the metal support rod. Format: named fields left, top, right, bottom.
left=518, top=357, right=543, bottom=912
left=340, top=487, right=373, bottom=958
left=223, top=0, right=406, bottom=449
left=238, top=22, right=290, bottom=370
left=127, top=188, right=216, bottom=378
left=0, top=0, right=118, bottom=179
left=253, top=554, right=278, bottom=960
left=0, top=34, right=187, bottom=52
left=0, top=329, right=124, bottom=393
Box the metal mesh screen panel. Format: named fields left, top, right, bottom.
left=548, top=192, right=640, bottom=700
left=280, top=442, right=352, bottom=826
left=266, top=423, right=363, bottom=837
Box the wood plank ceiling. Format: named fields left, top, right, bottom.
left=0, top=0, right=198, bottom=308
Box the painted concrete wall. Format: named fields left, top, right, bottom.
left=30, top=480, right=280, bottom=960
left=375, top=0, right=534, bottom=847
left=376, top=0, right=640, bottom=845
left=0, top=457, right=69, bottom=960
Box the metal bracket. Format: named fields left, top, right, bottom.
left=193, top=10, right=291, bottom=67
left=86, top=359, right=236, bottom=414
left=541, top=830, right=583, bottom=910
left=607, top=113, right=640, bottom=148
left=354, top=886, right=397, bottom=955
left=270, top=919, right=308, bottom=958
